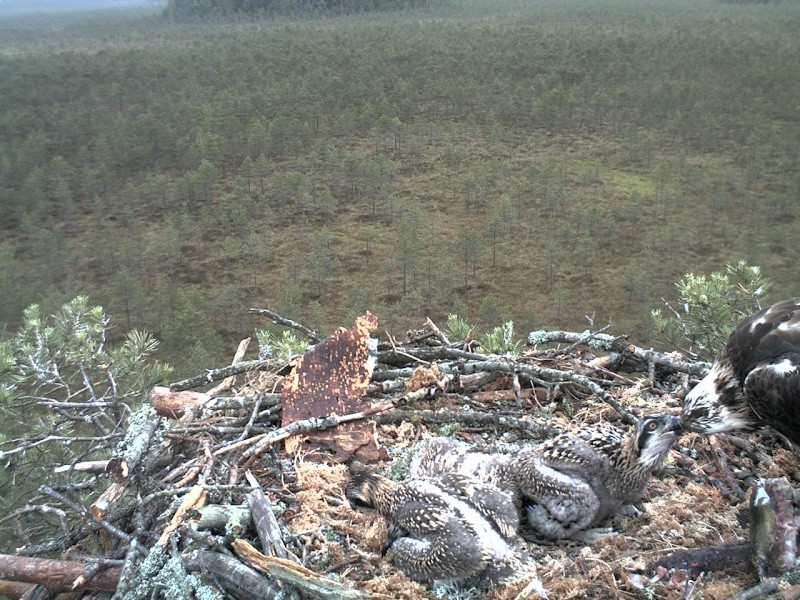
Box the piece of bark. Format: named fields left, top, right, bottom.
left=183, top=550, right=283, bottom=600
left=157, top=485, right=207, bottom=547
left=0, top=555, right=121, bottom=592
left=281, top=312, right=380, bottom=462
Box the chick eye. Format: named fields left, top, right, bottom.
left=646, top=420, right=659, bottom=432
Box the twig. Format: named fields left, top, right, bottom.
left=206, top=337, right=252, bottom=397
left=468, top=359, right=638, bottom=424
left=170, top=358, right=277, bottom=392
left=249, top=307, right=321, bottom=343
left=39, top=486, right=130, bottom=544
left=238, top=401, right=395, bottom=461
left=728, top=579, right=779, bottom=600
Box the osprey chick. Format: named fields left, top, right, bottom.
left=345, top=471, right=531, bottom=587
left=515, top=414, right=682, bottom=540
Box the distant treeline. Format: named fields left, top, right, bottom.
left=165, top=0, right=431, bottom=18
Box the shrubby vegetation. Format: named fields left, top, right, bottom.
left=0, top=0, right=799, bottom=375
left=0, top=298, right=170, bottom=547
left=651, top=262, right=771, bottom=359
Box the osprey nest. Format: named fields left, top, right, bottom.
left=3, top=309, right=800, bottom=600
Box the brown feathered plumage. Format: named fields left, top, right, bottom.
left=682, top=297, right=800, bottom=443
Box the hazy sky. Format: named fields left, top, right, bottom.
left=0, top=0, right=166, bottom=16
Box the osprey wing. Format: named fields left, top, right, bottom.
left=744, top=351, right=800, bottom=442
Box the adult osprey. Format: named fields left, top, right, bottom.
left=682, top=297, right=800, bottom=443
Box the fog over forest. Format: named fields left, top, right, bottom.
left=0, top=0, right=165, bottom=16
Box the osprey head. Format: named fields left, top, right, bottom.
left=345, top=471, right=394, bottom=514
left=682, top=361, right=754, bottom=434
left=634, top=414, right=684, bottom=472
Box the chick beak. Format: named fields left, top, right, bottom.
left=666, top=415, right=684, bottom=436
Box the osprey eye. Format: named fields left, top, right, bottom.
left=646, top=420, right=658, bottom=432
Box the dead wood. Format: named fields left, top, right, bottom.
left=231, top=539, right=373, bottom=600
left=150, top=386, right=210, bottom=419
left=0, top=555, right=121, bottom=592
left=90, top=412, right=161, bottom=520
left=8, top=308, right=797, bottom=600
left=206, top=337, right=252, bottom=396
left=169, top=358, right=276, bottom=392
left=652, top=541, right=751, bottom=574
left=245, top=472, right=291, bottom=560
left=189, top=504, right=252, bottom=533
left=183, top=550, right=284, bottom=600
left=0, top=580, right=32, bottom=599
left=249, top=307, right=322, bottom=343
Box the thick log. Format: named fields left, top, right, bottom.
left=184, top=550, right=283, bottom=600
left=90, top=413, right=160, bottom=520
left=246, top=477, right=289, bottom=559
left=231, top=539, right=371, bottom=600
left=190, top=505, right=252, bottom=533
left=0, top=555, right=120, bottom=592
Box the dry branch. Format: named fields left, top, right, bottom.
left=170, top=358, right=276, bottom=392
left=206, top=337, right=252, bottom=396
left=249, top=307, right=322, bottom=343
left=527, top=328, right=626, bottom=353
left=246, top=473, right=291, bottom=560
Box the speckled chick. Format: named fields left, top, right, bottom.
left=410, top=436, right=518, bottom=498
left=515, top=414, right=683, bottom=540
left=345, top=470, right=532, bottom=587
